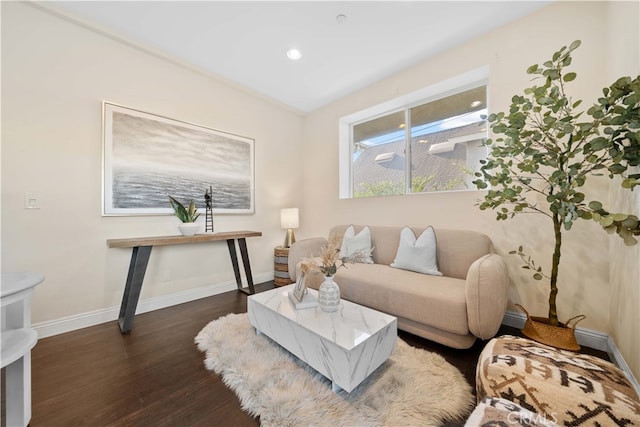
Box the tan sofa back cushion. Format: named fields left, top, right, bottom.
left=329, top=225, right=494, bottom=280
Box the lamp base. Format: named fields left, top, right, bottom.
left=283, top=229, right=296, bottom=248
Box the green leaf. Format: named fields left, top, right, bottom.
left=533, top=273, right=543, bottom=280
left=622, top=216, right=638, bottom=229
left=168, top=195, right=199, bottom=223
left=612, top=213, right=628, bottom=222
left=563, top=72, right=577, bottom=82
left=589, top=200, right=603, bottom=211
left=608, top=163, right=627, bottom=175
left=589, top=137, right=609, bottom=151
left=623, top=93, right=640, bottom=106
left=600, top=216, right=615, bottom=227
left=569, top=40, right=582, bottom=50
left=571, top=193, right=585, bottom=203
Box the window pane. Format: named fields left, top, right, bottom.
left=409, top=86, right=487, bottom=193
left=352, top=111, right=406, bottom=198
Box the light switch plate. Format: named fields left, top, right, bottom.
left=24, top=192, right=41, bottom=209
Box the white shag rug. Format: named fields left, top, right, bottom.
left=195, top=312, right=474, bottom=427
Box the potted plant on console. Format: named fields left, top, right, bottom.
left=473, top=40, right=639, bottom=350
left=169, top=195, right=200, bottom=236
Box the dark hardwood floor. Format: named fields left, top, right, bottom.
left=3, top=282, right=610, bottom=427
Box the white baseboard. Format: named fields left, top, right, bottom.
left=502, top=310, right=609, bottom=351
left=33, top=272, right=273, bottom=339
left=502, top=309, right=640, bottom=397
left=607, top=335, right=640, bottom=398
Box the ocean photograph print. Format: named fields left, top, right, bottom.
left=102, top=102, right=254, bottom=216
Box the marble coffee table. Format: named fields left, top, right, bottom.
left=247, top=284, right=397, bottom=393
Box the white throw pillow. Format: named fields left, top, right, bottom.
left=391, top=226, right=442, bottom=276
left=339, top=225, right=374, bottom=263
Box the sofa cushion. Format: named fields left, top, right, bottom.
left=339, top=225, right=373, bottom=263
left=391, top=226, right=442, bottom=276
left=433, top=229, right=495, bottom=280
left=306, top=262, right=470, bottom=336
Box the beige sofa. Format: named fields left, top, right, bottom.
left=288, top=225, right=509, bottom=349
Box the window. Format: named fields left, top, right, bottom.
left=339, top=67, right=488, bottom=199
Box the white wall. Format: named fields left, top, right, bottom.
left=1, top=2, right=304, bottom=325
left=303, top=0, right=639, bottom=371
left=605, top=1, right=640, bottom=384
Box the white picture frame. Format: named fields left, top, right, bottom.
left=102, top=101, right=255, bottom=216
left=292, top=272, right=307, bottom=303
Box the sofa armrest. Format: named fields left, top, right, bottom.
left=465, top=254, right=509, bottom=340
left=287, top=237, right=327, bottom=281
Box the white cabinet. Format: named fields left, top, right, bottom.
left=1, top=272, right=44, bottom=427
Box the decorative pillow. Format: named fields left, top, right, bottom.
left=339, top=225, right=374, bottom=263
left=391, top=226, right=442, bottom=276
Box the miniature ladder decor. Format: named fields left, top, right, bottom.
left=205, top=185, right=214, bottom=233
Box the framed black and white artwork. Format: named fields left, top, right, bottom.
left=292, top=272, right=307, bottom=303
left=102, top=101, right=254, bottom=216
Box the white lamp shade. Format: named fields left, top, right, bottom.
left=280, top=208, right=299, bottom=229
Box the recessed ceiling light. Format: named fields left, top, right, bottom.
left=286, top=48, right=302, bottom=61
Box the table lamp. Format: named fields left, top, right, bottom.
left=280, top=208, right=299, bottom=248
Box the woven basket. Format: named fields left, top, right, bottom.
left=516, top=304, right=586, bottom=351
left=274, top=246, right=293, bottom=287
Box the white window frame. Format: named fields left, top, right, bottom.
left=338, top=66, right=489, bottom=199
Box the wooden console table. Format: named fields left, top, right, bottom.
left=107, top=231, right=262, bottom=333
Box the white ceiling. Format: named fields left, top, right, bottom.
left=47, top=1, right=550, bottom=113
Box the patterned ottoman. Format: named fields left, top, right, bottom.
left=476, top=335, right=640, bottom=426
left=466, top=396, right=559, bottom=426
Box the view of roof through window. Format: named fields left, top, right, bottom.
left=354, top=108, right=487, bottom=159
left=364, top=109, right=487, bottom=146
left=350, top=84, right=488, bottom=197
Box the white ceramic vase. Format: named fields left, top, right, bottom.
left=178, top=222, right=199, bottom=236
left=318, top=275, right=340, bottom=312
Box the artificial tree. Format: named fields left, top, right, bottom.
left=473, top=40, right=640, bottom=327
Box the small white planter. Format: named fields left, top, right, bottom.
left=178, top=222, right=199, bottom=236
